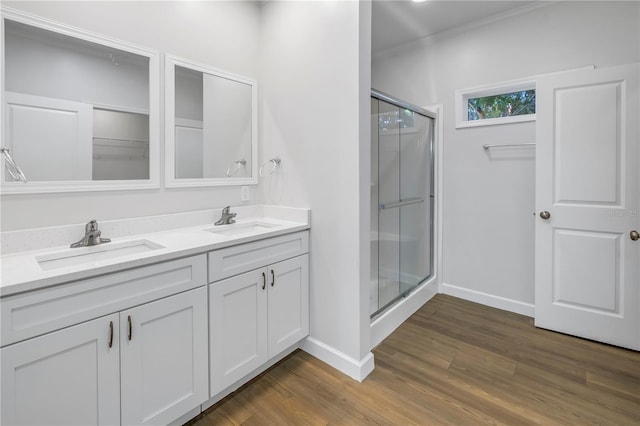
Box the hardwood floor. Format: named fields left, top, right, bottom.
left=189, top=294, right=640, bottom=425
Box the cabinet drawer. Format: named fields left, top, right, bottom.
left=208, top=231, right=309, bottom=282
left=1, top=255, right=207, bottom=347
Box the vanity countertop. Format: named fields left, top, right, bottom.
left=0, top=206, right=310, bottom=297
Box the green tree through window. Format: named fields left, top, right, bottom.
left=468, top=89, right=535, bottom=121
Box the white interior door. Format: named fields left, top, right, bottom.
left=535, top=64, right=640, bottom=350
left=4, top=91, right=93, bottom=181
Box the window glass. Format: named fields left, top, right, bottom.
left=468, top=89, right=535, bottom=121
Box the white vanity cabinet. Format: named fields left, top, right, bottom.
left=208, top=231, right=309, bottom=398
left=0, top=221, right=311, bottom=424
left=1, top=255, right=208, bottom=426
left=267, top=255, right=310, bottom=357
left=1, top=314, right=121, bottom=425
left=120, top=287, right=208, bottom=425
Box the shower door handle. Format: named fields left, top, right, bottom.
left=380, top=197, right=424, bottom=210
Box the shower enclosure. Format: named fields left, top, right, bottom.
left=370, top=90, right=435, bottom=318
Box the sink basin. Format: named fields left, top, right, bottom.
left=36, top=239, right=164, bottom=270
left=205, top=221, right=278, bottom=237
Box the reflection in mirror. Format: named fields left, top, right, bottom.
left=1, top=12, right=158, bottom=192
left=166, top=56, right=257, bottom=187
left=174, top=66, right=204, bottom=179
left=93, top=109, right=149, bottom=180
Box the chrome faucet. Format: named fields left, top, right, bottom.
left=70, top=220, right=111, bottom=248
left=214, top=206, right=237, bottom=226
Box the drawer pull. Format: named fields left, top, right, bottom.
left=262, top=272, right=266, bottom=290
left=108, top=321, right=114, bottom=348
left=271, top=269, right=275, bottom=287
left=127, top=315, right=132, bottom=341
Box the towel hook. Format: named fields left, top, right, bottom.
left=0, top=148, right=28, bottom=183
left=226, top=159, right=247, bottom=177
left=259, top=157, right=281, bottom=177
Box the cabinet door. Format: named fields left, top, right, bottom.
left=120, top=287, right=208, bottom=426
left=209, top=269, right=268, bottom=397
left=1, top=314, right=120, bottom=426
left=267, top=254, right=309, bottom=357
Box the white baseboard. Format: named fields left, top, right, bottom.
left=300, top=337, right=375, bottom=382
left=370, top=277, right=438, bottom=349
left=440, top=282, right=535, bottom=317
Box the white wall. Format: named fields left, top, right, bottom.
left=1, top=0, right=260, bottom=231
left=259, top=1, right=373, bottom=379
left=372, top=1, right=640, bottom=313
left=5, top=24, right=149, bottom=111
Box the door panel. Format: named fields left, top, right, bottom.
left=1, top=314, right=120, bottom=426
left=175, top=124, right=203, bottom=179
left=4, top=91, right=92, bottom=181
left=553, top=229, right=621, bottom=312
left=399, top=114, right=432, bottom=294
left=535, top=63, right=639, bottom=350
left=377, top=100, right=401, bottom=309
left=267, top=255, right=309, bottom=357
left=209, top=269, right=267, bottom=397
left=120, top=287, right=208, bottom=425
left=554, top=82, right=621, bottom=204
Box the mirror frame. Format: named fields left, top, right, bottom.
left=164, top=54, right=258, bottom=187
left=0, top=7, right=160, bottom=194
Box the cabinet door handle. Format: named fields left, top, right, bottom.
left=262, top=272, right=266, bottom=290
left=271, top=269, right=275, bottom=287
left=127, top=315, right=132, bottom=341
left=108, top=321, right=114, bottom=348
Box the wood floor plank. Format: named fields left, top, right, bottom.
left=189, top=294, right=640, bottom=426
left=586, top=369, right=640, bottom=402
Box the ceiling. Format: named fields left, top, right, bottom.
left=372, top=0, right=536, bottom=53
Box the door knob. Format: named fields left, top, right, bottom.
left=631, top=230, right=639, bottom=241
left=540, top=211, right=551, bottom=220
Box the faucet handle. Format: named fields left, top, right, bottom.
left=222, top=206, right=231, bottom=214
left=86, top=220, right=99, bottom=232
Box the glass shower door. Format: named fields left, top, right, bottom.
left=376, top=99, right=401, bottom=312
left=371, top=95, right=434, bottom=317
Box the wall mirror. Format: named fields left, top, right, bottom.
left=1, top=9, right=159, bottom=193
left=165, top=55, right=257, bottom=187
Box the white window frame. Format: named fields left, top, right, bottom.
left=455, top=77, right=536, bottom=129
